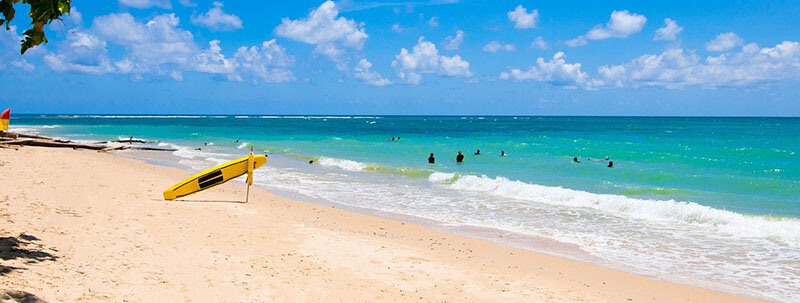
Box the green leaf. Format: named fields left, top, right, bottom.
left=20, top=27, right=45, bottom=54
left=0, top=0, right=15, bottom=30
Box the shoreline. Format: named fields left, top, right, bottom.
left=0, top=146, right=766, bottom=302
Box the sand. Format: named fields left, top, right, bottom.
left=0, top=147, right=761, bottom=302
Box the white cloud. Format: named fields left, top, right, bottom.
left=654, top=18, right=682, bottom=41
left=43, top=13, right=294, bottom=83
left=428, top=16, right=438, bottom=27
left=118, top=0, right=171, bottom=9
left=191, top=1, right=243, bottom=31
left=531, top=36, right=548, bottom=49
left=391, top=24, right=403, bottom=33
left=483, top=41, right=516, bottom=52
left=507, top=5, right=538, bottom=29
left=275, top=0, right=368, bottom=62
left=93, top=13, right=196, bottom=76
left=597, top=41, right=800, bottom=88
left=231, top=39, right=295, bottom=83
left=354, top=59, right=390, bottom=86
left=442, top=29, right=464, bottom=50
left=392, top=36, right=472, bottom=84
left=43, top=31, right=115, bottom=74
left=568, top=10, right=646, bottom=47
left=66, top=6, right=83, bottom=26
left=705, top=32, right=743, bottom=52
left=192, top=40, right=236, bottom=74
left=178, top=0, right=196, bottom=7
left=499, top=52, right=596, bottom=89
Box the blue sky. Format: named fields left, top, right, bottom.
left=1, top=0, right=799, bottom=115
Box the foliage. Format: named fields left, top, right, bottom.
left=0, top=0, right=71, bottom=54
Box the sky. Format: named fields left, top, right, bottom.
left=1, top=0, right=799, bottom=115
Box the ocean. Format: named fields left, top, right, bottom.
left=9, top=115, right=800, bottom=302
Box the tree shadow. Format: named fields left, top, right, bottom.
left=0, top=290, right=48, bottom=303
left=0, top=233, right=58, bottom=276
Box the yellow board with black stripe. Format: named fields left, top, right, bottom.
left=163, top=154, right=267, bottom=200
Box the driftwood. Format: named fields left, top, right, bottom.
left=1, top=139, right=33, bottom=145
left=115, top=139, right=147, bottom=143
left=0, top=131, right=18, bottom=139
left=99, top=145, right=127, bottom=153
left=0, top=132, right=175, bottom=152
left=16, top=140, right=106, bottom=150
left=11, top=132, right=59, bottom=140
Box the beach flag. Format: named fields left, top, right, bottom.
left=0, top=108, right=9, bottom=131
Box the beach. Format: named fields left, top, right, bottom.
left=0, top=146, right=763, bottom=302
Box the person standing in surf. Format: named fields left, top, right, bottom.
left=456, top=151, right=464, bottom=163
left=428, top=153, right=435, bottom=164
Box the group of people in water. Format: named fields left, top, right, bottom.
left=427, top=149, right=614, bottom=167
left=574, top=156, right=614, bottom=167
left=427, top=149, right=509, bottom=164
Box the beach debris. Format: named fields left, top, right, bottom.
left=0, top=132, right=176, bottom=152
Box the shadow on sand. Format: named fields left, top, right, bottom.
left=166, top=199, right=247, bottom=204
left=0, top=290, right=48, bottom=303
left=0, top=233, right=58, bottom=276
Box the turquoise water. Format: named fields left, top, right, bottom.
left=9, top=115, right=800, bottom=301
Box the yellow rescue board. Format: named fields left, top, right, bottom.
left=163, top=154, right=267, bottom=200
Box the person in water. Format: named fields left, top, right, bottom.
left=474, top=149, right=481, bottom=155
left=428, top=153, right=435, bottom=164
left=573, top=157, right=580, bottom=163
left=456, top=151, right=464, bottom=163
left=501, top=150, right=507, bottom=157
left=608, top=161, right=614, bottom=168
left=309, top=160, right=314, bottom=164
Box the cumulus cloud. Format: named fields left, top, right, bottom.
left=191, top=1, right=243, bottom=31
left=531, top=36, right=548, bottom=49
left=507, top=5, right=538, bottom=29
left=230, top=39, right=295, bottom=83
left=391, top=24, right=403, bottom=33
left=442, top=29, right=464, bottom=50
left=483, top=41, right=516, bottom=52
left=654, top=18, right=682, bottom=41
left=0, top=26, right=34, bottom=72
left=392, top=36, right=472, bottom=84
left=42, top=13, right=293, bottom=83
left=596, top=41, right=800, bottom=88
left=499, top=52, right=596, bottom=89
left=354, top=59, right=390, bottom=86
left=93, top=13, right=196, bottom=76
left=118, top=0, right=171, bottom=9
left=275, top=0, right=367, bottom=62
left=43, top=31, right=115, bottom=74
left=567, top=10, right=646, bottom=47
left=705, top=32, right=743, bottom=52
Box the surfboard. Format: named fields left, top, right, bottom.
left=163, top=154, right=267, bottom=200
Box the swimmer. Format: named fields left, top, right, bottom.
left=501, top=150, right=507, bottom=157
left=573, top=157, right=580, bottom=163
left=456, top=151, right=464, bottom=163
left=428, top=153, right=435, bottom=164
left=474, top=149, right=481, bottom=155
left=309, top=160, right=314, bottom=164
left=608, top=161, right=614, bottom=168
